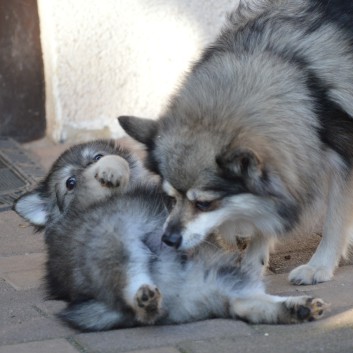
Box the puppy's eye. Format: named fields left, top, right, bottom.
left=66, top=176, right=77, bottom=190
left=94, top=154, right=104, bottom=161
left=195, top=200, right=212, bottom=212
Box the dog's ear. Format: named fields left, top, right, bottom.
left=13, top=189, right=49, bottom=227
left=118, top=116, right=158, bottom=148
left=216, top=147, right=263, bottom=181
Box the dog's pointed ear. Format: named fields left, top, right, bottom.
left=216, top=147, right=263, bottom=180
left=118, top=116, right=158, bottom=147
left=13, top=190, right=49, bottom=227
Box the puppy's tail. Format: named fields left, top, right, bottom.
left=58, top=300, right=134, bottom=331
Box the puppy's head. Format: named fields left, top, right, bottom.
left=14, top=140, right=133, bottom=229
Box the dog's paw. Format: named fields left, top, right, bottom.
left=94, top=155, right=130, bottom=190
left=134, top=284, right=162, bottom=324
left=284, top=296, right=329, bottom=323
left=288, top=264, right=333, bottom=285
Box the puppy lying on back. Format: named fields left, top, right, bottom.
left=14, top=140, right=328, bottom=331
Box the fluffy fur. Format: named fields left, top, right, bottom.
left=119, top=0, right=353, bottom=285
left=14, top=140, right=328, bottom=331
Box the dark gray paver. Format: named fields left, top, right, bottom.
left=0, top=339, right=80, bottom=353
left=179, top=326, right=353, bottom=353
left=121, top=348, right=182, bottom=353
left=0, top=316, right=76, bottom=346
left=0, top=284, right=76, bottom=346
left=75, top=319, right=253, bottom=353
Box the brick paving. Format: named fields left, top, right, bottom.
left=0, top=138, right=352, bottom=353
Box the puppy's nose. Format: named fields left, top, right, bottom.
left=162, top=232, right=182, bottom=249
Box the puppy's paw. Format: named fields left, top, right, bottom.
left=289, top=264, right=333, bottom=285
left=94, top=155, right=130, bottom=190
left=134, top=284, right=162, bottom=324
left=284, top=296, right=329, bottom=323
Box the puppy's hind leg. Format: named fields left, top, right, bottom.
left=230, top=293, right=329, bottom=324
left=123, top=243, right=163, bottom=324
left=134, top=284, right=162, bottom=324
left=289, top=171, right=353, bottom=285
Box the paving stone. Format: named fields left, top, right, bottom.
left=23, top=137, right=72, bottom=172
left=2, top=268, right=44, bottom=290
left=180, top=326, right=353, bottom=353
left=0, top=339, right=79, bottom=353
left=75, top=319, right=253, bottom=353
left=0, top=253, right=45, bottom=274
left=122, top=347, right=182, bottom=353
left=0, top=316, right=76, bottom=346
left=0, top=283, right=43, bottom=316
left=0, top=302, right=42, bottom=330
left=0, top=282, right=41, bottom=328
left=179, top=338, right=244, bottom=353
left=0, top=211, right=45, bottom=257
left=0, top=280, right=75, bottom=346
left=0, top=278, right=16, bottom=294
left=35, top=299, right=67, bottom=317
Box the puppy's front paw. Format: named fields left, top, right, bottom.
left=94, top=155, right=130, bottom=190
left=134, top=284, right=162, bottom=324
left=284, top=296, right=329, bottom=323
left=289, top=264, right=333, bottom=285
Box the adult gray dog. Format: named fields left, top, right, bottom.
left=119, top=0, right=353, bottom=285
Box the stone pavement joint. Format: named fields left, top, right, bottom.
left=2, top=268, right=43, bottom=290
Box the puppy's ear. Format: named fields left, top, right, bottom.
left=118, top=116, right=158, bottom=148
left=13, top=189, right=49, bottom=227
left=216, top=147, right=263, bottom=180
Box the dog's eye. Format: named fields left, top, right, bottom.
left=66, top=176, right=77, bottom=190
left=165, top=195, right=177, bottom=210
left=93, top=154, right=104, bottom=161
left=195, top=200, right=212, bottom=212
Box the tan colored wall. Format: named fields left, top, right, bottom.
left=37, top=0, right=238, bottom=142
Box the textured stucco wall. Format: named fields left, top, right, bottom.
left=37, top=0, right=239, bottom=142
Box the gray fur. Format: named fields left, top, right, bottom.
left=119, top=0, right=353, bottom=285
left=14, top=140, right=328, bottom=331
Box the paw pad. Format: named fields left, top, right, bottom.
left=134, top=285, right=162, bottom=324
left=289, top=297, right=329, bottom=323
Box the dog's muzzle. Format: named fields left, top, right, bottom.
left=161, top=232, right=182, bottom=249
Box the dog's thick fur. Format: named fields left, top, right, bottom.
left=119, top=0, right=353, bottom=285
left=14, top=140, right=327, bottom=331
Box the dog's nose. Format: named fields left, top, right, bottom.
left=162, top=232, right=182, bottom=249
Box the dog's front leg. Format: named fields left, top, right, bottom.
left=289, top=171, right=353, bottom=285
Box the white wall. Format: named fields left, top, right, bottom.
left=37, top=0, right=238, bottom=142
